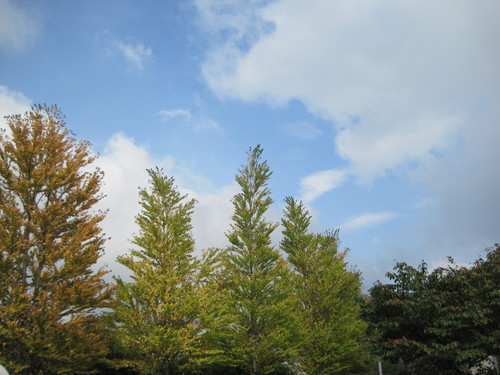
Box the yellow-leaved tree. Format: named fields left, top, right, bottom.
left=0, top=105, right=114, bottom=374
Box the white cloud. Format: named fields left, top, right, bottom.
left=158, top=108, right=223, bottom=134
left=114, top=40, right=153, bottom=70
left=342, top=211, right=398, bottom=231
left=158, top=109, right=191, bottom=121
left=0, top=85, right=32, bottom=130
left=0, top=0, right=40, bottom=51
left=335, top=113, right=460, bottom=183
left=300, top=169, right=347, bottom=203
left=196, top=0, right=500, bottom=260
left=198, top=0, right=500, bottom=181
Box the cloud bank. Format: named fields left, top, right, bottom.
left=196, top=0, right=500, bottom=257
left=198, top=0, right=500, bottom=180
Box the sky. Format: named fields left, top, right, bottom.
left=1, top=0, right=499, bottom=289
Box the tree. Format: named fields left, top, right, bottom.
left=364, top=261, right=431, bottom=374
left=281, top=197, right=371, bottom=375
left=0, top=105, right=114, bottom=374
left=217, top=146, right=297, bottom=375
left=364, top=245, right=500, bottom=374
left=114, top=168, right=209, bottom=375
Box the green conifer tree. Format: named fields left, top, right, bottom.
left=113, top=168, right=207, bottom=375
left=218, top=146, right=297, bottom=375
left=281, top=197, right=371, bottom=375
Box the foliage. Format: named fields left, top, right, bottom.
left=364, top=244, right=500, bottom=374
left=113, top=168, right=210, bottom=375
left=0, top=105, right=114, bottom=374
left=216, top=146, right=298, bottom=375
left=472, top=245, right=500, bottom=357
left=10, top=105, right=498, bottom=375
left=281, top=197, right=372, bottom=375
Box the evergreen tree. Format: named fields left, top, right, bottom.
left=0, top=105, right=114, bottom=374
left=281, top=197, right=371, bottom=375
left=218, top=146, right=297, bottom=375
left=113, top=168, right=207, bottom=375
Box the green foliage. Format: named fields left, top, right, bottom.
left=0, top=105, right=114, bottom=374
left=472, top=246, right=500, bottom=357
left=113, top=168, right=208, bottom=375
left=216, top=146, right=298, bottom=375
left=281, top=197, right=372, bottom=375
left=364, top=244, right=500, bottom=374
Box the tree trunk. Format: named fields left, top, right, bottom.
left=251, top=356, right=257, bottom=375
left=162, top=362, right=170, bottom=375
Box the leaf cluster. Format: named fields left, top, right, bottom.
left=364, top=245, right=500, bottom=374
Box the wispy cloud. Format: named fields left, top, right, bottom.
left=280, top=121, right=322, bottom=140
left=342, top=212, right=398, bottom=231
left=0, top=0, right=40, bottom=51
left=158, top=108, right=223, bottom=134
left=193, top=118, right=222, bottom=133
left=114, top=40, right=153, bottom=70
left=300, top=169, right=347, bottom=203
left=158, top=109, right=191, bottom=121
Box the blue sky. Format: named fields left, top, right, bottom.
left=1, top=0, right=499, bottom=288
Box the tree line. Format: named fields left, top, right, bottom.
left=0, top=106, right=497, bottom=375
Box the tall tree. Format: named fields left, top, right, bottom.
left=218, top=146, right=297, bottom=375
left=281, top=197, right=371, bottom=375
left=114, top=168, right=208, bottom=375
left=0, top=105, right=114, bottom=374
